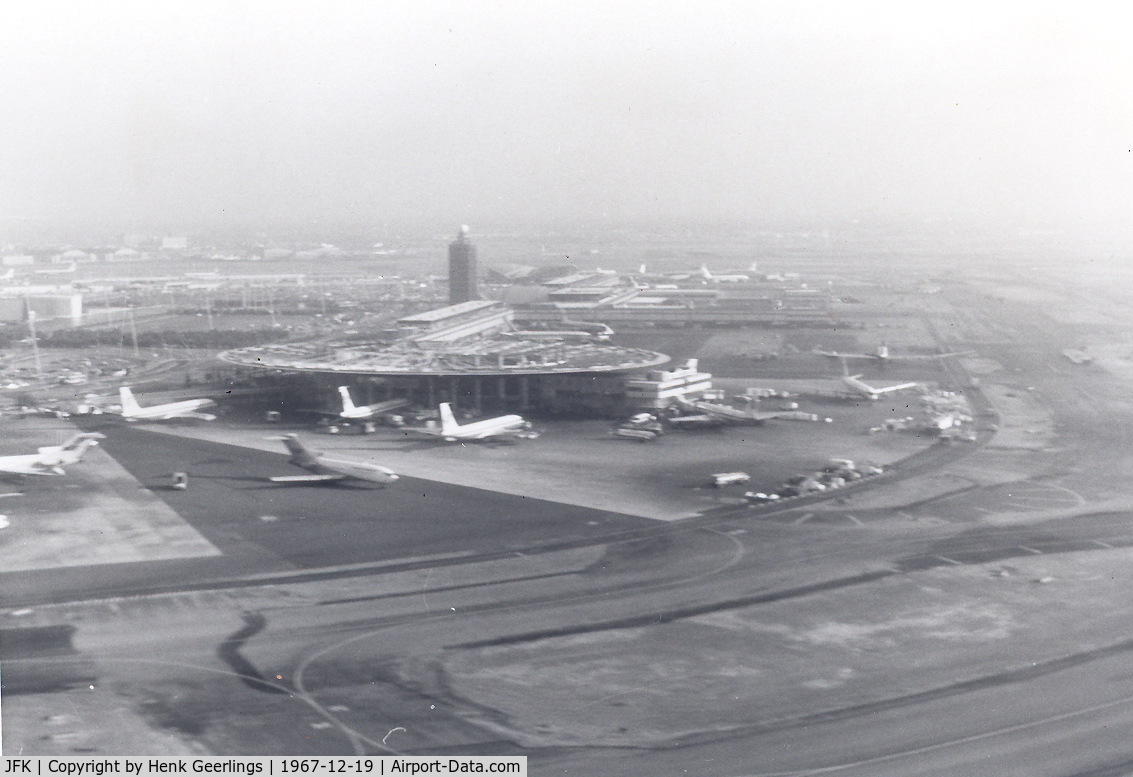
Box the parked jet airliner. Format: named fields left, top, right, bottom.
left=334, top=386, right=409, bottom=421
left=414, top=403, right=537, bottom=441
left=829, top=357, right=919, bottom=401
left=0, top=432, right=104, bottom=476
left=674, top=397, right=789, bottom=424
left=815, top=344, right=970, bottom=362
left=118, top=387, right=217, bottom=421
left=268, top=434, right=398, bottom=485
left=700, top=263, right=756, bottom=282
left=840, top=373, right=919, bottom=400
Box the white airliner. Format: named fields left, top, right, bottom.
left=675, top=397, right=788, bottom=425
left=268, top=434, right=398, bottom=485
left=414, top=403, right=538, bottom=442
left=34, top=261, right=77, bottom=275
left=818, top=356, right=919, bottom=401
left=118, top=387, right=217, bottom=421
left=334, top=386, right=409, bottom=421
left=634, top=264, right=693, bottom=282
left=0, top=432, right=104, bottom=476
left=699, top=263, right=755, bottom=283
left=815, top=345, right=970, bottom=362
left=840, top=373, right=920, bottom=400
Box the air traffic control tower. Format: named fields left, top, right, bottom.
left=448, top=225, right=478, bottom=304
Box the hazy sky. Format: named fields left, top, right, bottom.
left=1, top=3, right=1130, bottom=232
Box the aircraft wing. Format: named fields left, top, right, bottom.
left=456, top=428, right=538, bottom=440
left=874, top=382, right=919, bottom=394
left=903, top=351, right=974, bottom=360
left=403, top=426, right=537, bottom=441
left=849, top=350, right=974, bottom=362
left=0, top=462, right=63, bottom=476
left=365, top=398, right=410, bottom=413
left=751, top=411, right=790, bottom=421
left=165, top=410, right=217, bottom=421
left=468, top=429, right=509, bottom=439
left=667, top=414, right=725, bottom=427
left=402, top=426, right=444, bottom=437
left=268, top=473, right=349, bottom=483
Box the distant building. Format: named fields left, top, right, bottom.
left=0, top=294, right=83, bottom=325
left=448, top=225, right=478, bottom=305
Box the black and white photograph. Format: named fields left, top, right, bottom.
left=3, top=2, right=1133, bottom=773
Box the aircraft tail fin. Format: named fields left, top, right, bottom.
left=279, top=433, right=306, bottom=456
left=54, top=433, right=87, bottom=452
left=119, top=387, right=142, bottom=415
left=59, top=432, right=103, bottom=452
left=338, top=386, right=357, bottom=414
left=438, top=403, right=460, bottom=435
left=700, top=264, right=712, bottom=279
left=277, top=433, right=318, bottom=463
left=69, top=438, right=101, bottom=460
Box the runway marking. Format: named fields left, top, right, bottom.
left=1094, top=540, right=1115, bottom=549
left=695, top=528, right=748, bottom=580
left=793, top=513, right=814, bottom=525
left=1017, top=545, right=1043, bottom=554
left=934, top=555, right=962, bottom=565
left=294, top=621, right=433, bottom=756
left=845, top=515, right=862, bottom=526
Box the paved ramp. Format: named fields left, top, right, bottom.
left=0, top=418, right=220, bottom=572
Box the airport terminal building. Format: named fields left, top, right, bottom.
left=218, top=299, right=673, bottom=416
